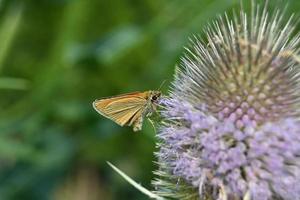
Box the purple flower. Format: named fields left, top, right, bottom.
left=153, top=2, right=300, bottom=200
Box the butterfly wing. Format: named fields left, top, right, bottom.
left=129, top=108, right=145, bottom=131
left=93, top=93, right=148, bottom=127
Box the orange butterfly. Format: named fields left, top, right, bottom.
left=93, top=91, right=161, bottom=131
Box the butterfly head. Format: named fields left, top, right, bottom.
left=150, top=90, right=161, bottom=104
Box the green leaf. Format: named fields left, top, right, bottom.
left=0, top=3, right=23, bottom=71
left=0, top=77, right=29, bottom=90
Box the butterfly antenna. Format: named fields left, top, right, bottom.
left=158, top=80, right=167, bottom=91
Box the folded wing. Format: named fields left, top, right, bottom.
left=93, top=95, right=147, bottom=127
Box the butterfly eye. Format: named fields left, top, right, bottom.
left=151, top=94, right=159, bottom=102
left=151, top=95, right=158, bottom=101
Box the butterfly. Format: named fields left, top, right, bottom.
left=93, top=91, right=161, bottom=131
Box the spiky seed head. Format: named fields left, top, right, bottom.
left=153, top=2, right=300, bottom=200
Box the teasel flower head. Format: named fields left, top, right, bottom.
left=153, top=2, right=300, bottom=200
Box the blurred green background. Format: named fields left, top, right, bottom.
left=0, top=0, right=299, bottom=199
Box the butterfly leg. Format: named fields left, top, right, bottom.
left=146, top=104, right=155, bottom=118
left=146, top=112, right=153, bottom=117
